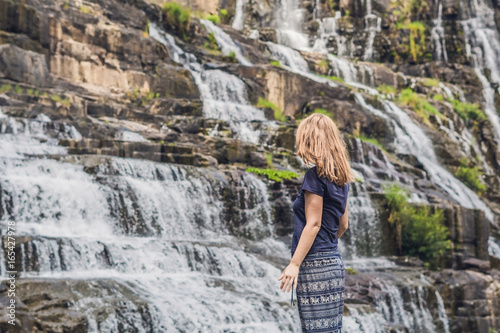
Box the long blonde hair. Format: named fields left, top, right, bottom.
left=296, top=113, right=356, bottom=186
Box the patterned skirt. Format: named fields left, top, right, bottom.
left=296, top=250, right=345, bottom=333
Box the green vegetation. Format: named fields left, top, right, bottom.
left=451, top=99, right=487, bottom=121
left=355, top=177, right=364, bottom=183
left=397, top=88, right=444, bottom=121
left=162, top=2, right=191, bottom=39
left=356, top=133, right=387, bottom=153
left=204, top=32, right=220, bottom=53
left=422, top=78, right=439, bottom=87
left=270, top=60, right=281, bottom=67
left=50, top=94, right=71, bottom=107
left=222, top=50, right=237, bottom=63
left=312, top=108, right=334, bottom=120
left=455, top=157, right=487, bottom=194
left=377, top=84, right=397, bottom=95
left=317, top=59, right=330, bottom=73
left=398, top=21, right=426, bottom=62
left=345, top=267, right=357, bottom=275
left=205, top=13, right=220, bottom=25
left=257, top=97, right=286, bottom=122
left=0, top=84, right=12, bottom=93
left=265, top=153, right=273, bottom=167
left=383, top=182, right=451, bottom=265
left=432, top=94, right=444, bottom=101
left=14, top=85, right=23, bottom=94
left=79, top=5, right=92, bottom=14
left=143, top=19, right=150, bottom=38
left=245, top=167, right=299, bottom=182
left=320, top=75, right=345, bottom=83
left=220, top=9, right=228, bottom=22
left=126, top=88, right=160, bottom=106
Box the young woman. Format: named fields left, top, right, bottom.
left=278, top=113, right=356, bottom=332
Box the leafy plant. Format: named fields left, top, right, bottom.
left=257, top=97, right=286, bottom=122
left=246, top=167, right=299, bottom=182
left=162, top=2, right=191, bottom=39
left=451, top=99, right=487, bottom=121
left=383, top=182, right=451, bottom=265
left=397, top=88, right=444, bottom=121
left=204, top=31, right=219, bottom=52
left=205, top=13, right=220, bottom=25
left=455, top=157, right=487, bottom=194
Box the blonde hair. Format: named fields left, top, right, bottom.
left=296, top=113, right=356, bottom=186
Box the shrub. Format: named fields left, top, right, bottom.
left=383, top=182, right=451, bottom=265
left=204, top=31, right=219, bottom=52
left=257, top=97, right=286, bottom=122
left=451, top=99, right=487, bottom=121
left=397, top=88, right=443, bottom=120
left=206, top=13, right=220, bottom=25
left=432, top=94, right=444, bottom=101
left=377, top=84, right=397, bottom=95
left=220, top=9, right=228, bottom=21
left=422, top=78, right=439, bottom=87
left=163, top=2, right=191, bottom=39
left=270, top=60, right=281, bottom=67
left=246, top=167, right=299, bottom=182
left=455, top=157, right=487, bottom=194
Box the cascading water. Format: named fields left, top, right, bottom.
left=232, top=0, right=247, bottom=30
left=460, top=0, right=500, bottom=152
left=0, top=108, right=302, bottom=332
left=274, top=0, right=309, bottom=50
left=201, top=19, right=253, bottom=66
left=431, top=0, right=448, bottom=62
left=149, top=23, right=272, bottom=144
left=363, top=0, right=382, bottom=61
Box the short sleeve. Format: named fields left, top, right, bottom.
left=301, top=168, right=325, bottom=197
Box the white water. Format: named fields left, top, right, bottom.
left=149, top=23, right=269, bottom=144
left=232, top=0, right=247, bottom=30
left=201, top=19, right=253, bottom=66
left=460, top=0, right=500, bottom=153
left=431, top=1, right=448, bottom=62
left=275, top=0, right=310, bottom=50
left=363, top=0, right=382, bottom=60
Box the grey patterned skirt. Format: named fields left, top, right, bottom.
left=296, top=250, right=345, bottom=332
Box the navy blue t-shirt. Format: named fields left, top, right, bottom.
left=291, top=166, right=350, bottom=257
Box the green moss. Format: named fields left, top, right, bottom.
left=313, top=108, right=334, bottom=120
left=397, top=88, right=444, bottom=121
left=345, top=267, right=357, bottom=275
left=257, top=97, right=286, bottom=122
left=246, top=167, right=299, bottom=182
left=0, top=84, right=12, bottom=93
left=205, top=13, right=220, bottom=25
left=422, top=78, right=439, bottom=87
left=383, top=182, right=451, bottom=266
left=355, top=177, right=363, bottom=183
left=356, top=133, right=387, bottom=153
left=79, top=5, right=92, bottom=14
left=14, top=85, right=23, bottom=94
left=319, top=75, right=345, bottom=83
left=377, top=84, right=397, bottom=95
left=451, top=99, right=487, bottom=121
left=455, top=157, right=487, bottom=194
left=50, top=94, right=61, bottom=103
left=432, top=94, right=444, bottom=101
left=401, top=21, right=426, bottom=63
left=317, top=59, right=329, bottom=73
left=265, top=153, right=273, bottom=167
left=270, top=60, right=281, bottom=67
left=162, top=2, right=191, bottom=39
left=204, top=31, right=219, bottom=52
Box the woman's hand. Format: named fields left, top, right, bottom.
left=278, top=262, right=299, bottom=292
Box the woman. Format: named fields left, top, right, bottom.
left=278, top=113, right=356, bottom=332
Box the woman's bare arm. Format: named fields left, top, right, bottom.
left=337, top=201, right=348, bottom=239
left=279, top=190, right=323, bottom=292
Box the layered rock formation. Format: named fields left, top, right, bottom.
left=0, top=0, right=499, bottom=332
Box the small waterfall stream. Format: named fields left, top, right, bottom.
left=431, top=0, right=448, bottom=62
left=149, top=23, right=271, bottom=144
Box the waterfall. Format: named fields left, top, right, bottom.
left=275, top=0, right=309, bottom=50
left=431, top=1, right=448, bottom=62
left=201, top=19, right=253, bottom=66
left=232, top=0, right=247, bottom=30
left=460, top=0, right=500, bottom=153
left=363, top=0, right=382, bottom=61
left=149, top=23, right=269, bottom=144
left=435, top=291, right=451, bottom=333
left=0, top=107, right=301, bottom=331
